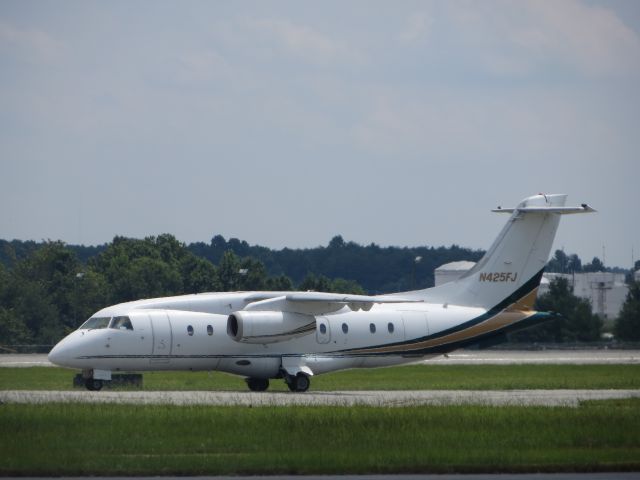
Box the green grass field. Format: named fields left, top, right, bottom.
left=2, top=364, right=639, bottom=474
left=1, top=399, right=639, bottom=475
left=1, top=364, right=639, bottom=391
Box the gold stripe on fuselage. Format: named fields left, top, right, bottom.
left=343, top=288, right=539, bottom=356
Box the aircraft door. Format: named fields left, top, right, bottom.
left=316, top=316, right=331, bottom=344
left=149, top=311, right=172, bottom=364
left=110, top=312, right=153, bottom=357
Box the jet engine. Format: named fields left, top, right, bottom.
left=227, top=310, right=316, bottom=344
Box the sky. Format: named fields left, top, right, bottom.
left=1, top=0, right=639, bottom=269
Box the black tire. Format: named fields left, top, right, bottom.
left=295, top=373, right=310, bottom=392
left=85, top=379, right=103, bottom=391
left=246, top=378, right=269, bottom=392
left=287, top=373, right=310, bottom=393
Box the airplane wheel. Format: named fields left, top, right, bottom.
left=85, top=379, right=103, bottom=391
left=246, top=378, right=269, bottom=392
left=287, top=373, right=310, bottom=393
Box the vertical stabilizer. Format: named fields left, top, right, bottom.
left=407, top=194, right=595, bottom=309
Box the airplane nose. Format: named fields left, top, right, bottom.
left=48, top=341, right=70, bottom=367
left=48, top=332, right=92, bottom=369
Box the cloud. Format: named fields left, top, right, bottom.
left=445, top=0, right=640, bottom=77
left=177, top=50, right=233, bottom=84
left=522, top=0, right=640, bottom=75
left=0, top=22, right=64, bottom=63
left=398, top=11, right=433, bottom=44
left=0, top=1, right=637, bottom=267
left=352, top=92, right=488, bottom=159
left=246, top=17, right=365, bottom=67
left=351, top=86, right=622, bottom=167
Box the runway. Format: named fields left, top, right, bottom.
left=0, top=354, right=53, bottom=367
left=427, top=349, right=640, bottom=364
left=2, top=349, right=640, bottom=368
left=2, top=389, right=639, bottom=407
left=2, top=350, right=638, bottom=408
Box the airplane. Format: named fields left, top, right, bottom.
left=48, top=193, right=594, bottom=392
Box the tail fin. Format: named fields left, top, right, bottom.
left=413, top=194, right=595, bottom=309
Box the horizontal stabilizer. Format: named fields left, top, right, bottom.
left=492, top=204, right=596, bottom=215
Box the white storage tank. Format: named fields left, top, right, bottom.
left=434, top=261, right=476, bottom=286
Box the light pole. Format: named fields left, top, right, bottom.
left=412, top=256, right=422, bottom=289
left=73, top=272, right=85, bottom=325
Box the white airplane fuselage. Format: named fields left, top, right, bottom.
left=49, top=295, right=488, bottom=375
left=48, top=194, right=594, bottom=391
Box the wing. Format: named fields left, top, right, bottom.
left=243, top=291, right=422, bottom=315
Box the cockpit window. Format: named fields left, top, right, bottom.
left=110, top=316, right=133, bottom=330
left=79, top=317, right=111, bottom=330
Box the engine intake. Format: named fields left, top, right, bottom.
left=227, top=310, right=316, bottom=344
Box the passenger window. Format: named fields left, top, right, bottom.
left=370, top=323, right=376, bottom=334
left=187, top=325, right=194, bottom=336
left=111, top=316, right=133, bottom=330
left=207, top=325, right=213, bottom=336
left=319, top=323, right=327, bottom=334
left=388, top=322, right=394, bottom=333
left=342, top=323, right=348, bottom=334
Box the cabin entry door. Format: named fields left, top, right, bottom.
left=149, top=311, right=173, bottom=364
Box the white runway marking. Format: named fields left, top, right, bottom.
left=427, top=350, right=640, bottom=365
left=1, top=389, right=639, bottom=407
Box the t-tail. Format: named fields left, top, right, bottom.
left=405, top=194, right=595, bottom=311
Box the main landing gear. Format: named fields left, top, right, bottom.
left=286, top=372, right=310, bottom=393
left=244, top=373, right=311, bottom=393
left=246, top=377, right=270, bottom=392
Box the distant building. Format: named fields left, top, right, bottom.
left=434, top=261, right=477, bottom=286
left=635, top=270, right=640, bottom=283
left=541, top=272, right=628, bottom=320
left=433, top=262, right=629, bottom=319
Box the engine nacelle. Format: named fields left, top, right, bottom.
left=227, top=310, right=316, bottom=344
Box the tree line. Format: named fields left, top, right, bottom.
left=545, top=248, right=637, bottom=276
left=188, top=234, right=486, bottom=293
left=0, top=237, right=639, bottom=347
left=0, top=235, right=376, bottom=346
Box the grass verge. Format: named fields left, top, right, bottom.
left=1, top=364, right=639, bottom=391
left=1, top=399, right=639, bottom=475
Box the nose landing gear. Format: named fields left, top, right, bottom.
left=82, top=369, right=110, bottom=391
left=84, top=378, right=103, bottom=391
